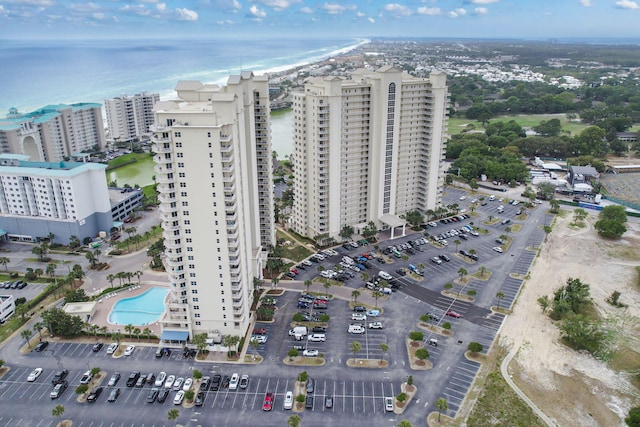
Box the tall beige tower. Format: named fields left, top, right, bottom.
left=292, top=67, right=449, bottom=242
left=152, top=72, right=275, bottom=341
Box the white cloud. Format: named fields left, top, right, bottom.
left=120, top=4, right=152, bottom=16
left=467, top=0, right=498, bottom=4
left=112, top=15, right=119, bottom=22
left=356, top=11, right=364, bottom=17
left=217, top=19, right=235, bottom=24
left=176, top=7, right=198, bottom=20
left=616, top=0, right=639, bottom=8
left=368, top=16, right=375, bottom=23
left=417, top=7, right=441, bottom=16
left=474, top=7, right=488, bottom=14
left=92, top=12, right=105, bottom=20
left=384, top=3, right=412, bottom=17
left=448, top=8, right=467, bottom=18
left=300, top=6, right=313, bottom=13
left=580, top=0, right=592, bottom=6
left=257, top=0, right=300, bottom=10
left=3, top=0, right=54, bottom=6
left=157, top=3, right=166, bottom=11
left=249, top=4, right=267, bottom=18
left=69, top=3, right=100, bottom=13
left=322, top=3, right=348, bottom=14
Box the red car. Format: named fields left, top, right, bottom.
left=290, top=268, right=299, bottom=275
left=262, top=392, right=274, bottom=411
left=253, top=328, right=267, bottom=335
left=446, top=310, right=462, bottom=319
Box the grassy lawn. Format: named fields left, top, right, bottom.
left=448, top=113, right=589, bottom=136
left=106, top=152, right=151, bottom=169
left=280, top=245, right=313, bottom=262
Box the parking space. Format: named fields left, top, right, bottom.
left=442, top=359, right=481, bottom=415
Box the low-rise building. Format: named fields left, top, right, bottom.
left=0, top=294, right=15, bottom=323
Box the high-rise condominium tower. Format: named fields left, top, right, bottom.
left=152, top=72, right=275, bottom=341
left=104, top=92, right=160, bottom=143
left=291, top=66, right=449, bottom=241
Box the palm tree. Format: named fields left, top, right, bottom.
left=85, top=251, right=97, bottom=267
left=350, top=341, right=361, bottom=359
left=380, top=342, right=388, bottom=361
left=323, top=280, right=331, bottom=297
left=133, top=327, right=142, bottom=341
left=360, top=271, right=369, bottom=283
left=271, top=277, right=279, bottom=288
left=543, top=225, right=552, bottom=242
left=435, top=397, right=449, bottom=422
left=52, top=404, right=65, bottom=420
left=87, top=323, right=99, bottom=338
left=496, top=291, right=505, bottom=310
left=33, top=321, right=44, bottom=340
left=21, top=329, right=32, bottom=348
left=0, top=257, right=10, bottom=272
left=372, top=290, right=383, bottom=308
left=479, top=265, right=487, bottom=277
left=111, top=331, right=123, bottom=345
left=457, top=267, right=467, bottom=283
left=504, top=226, right=512, bottom=237
left=143, top=327, right=152, bottom=341
left=304, top=280, right=312, bottom=295
left=351, top=290, right=361, bottom=306
left=46, top=262, right=56, bottom=278
left=106, top=274, right=115, bottom=288
left=288, top=415, right=301, bottom=427
left=454, top=239, right=461, bottom=252
left=134, top=270, right=143, bottom=285
left=124, top=324, right=134, bottom=337
left=167, top=409, right=180, bottom=426
left=34, top=268, right=43, bottom=278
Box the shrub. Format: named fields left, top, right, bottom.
left=415, top=348, right=429, bottom=360
left=407, top=375, right=413, bottom=386
left=75, top=384, right=88, bottom=395
left=396, top=392, right=407, bottom=403
left=295, top=394, right=305, bottom=403
left=419, top=314, right=430, bottom=323
left=442, top=322, right=452, bottom=330
left=297, top=371, right=308, bottom=382
left=408, top=331, right=424, bottom=341
left=468, top=342, right=483, bottom=353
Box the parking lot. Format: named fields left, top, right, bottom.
left=0, top=187, right=551, bottom=426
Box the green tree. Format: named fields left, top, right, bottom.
left=435, top=397, right=449, bottom=422
left=46, top=263, right=57, bottom=278
left=626, top=407, right=640, bottom=427
left=41, top=307, right=85, bottom=337
left=350, top=341, right=361, bottom=358
left=288, top=348, right=299, bottom=361
left=550, top=199, right=561, bottom=214
left=537, top=295, right=550, bottom=313
left=573, top=208, right=588, bottom=223
left=351, top=290, right=361, bottom=307
left=398, top=421, right=413, bottom=427
left=543, top=225, right=553, bottom=242
left=192, top=332, right=208, bottom=356
left=496, top=291, right=505, bottom=309
left=167, top=408, right=180, bottom=426
left=467, top=342, right=483, bottom=354
left=304, top=280, right=312, bottom=295
left=0, top=257, right=10, bottom=272
left=288, top=415, right=302, bottom=427
left=21, top=329, right=32, bottom=348
left=457, top=267, right=467, bottom=283
left=405, top=210, right=424, bottom=229
left=75, top=384, right=89, bottom=395
left=323, top=280, right=331, bottom=297
left=415, top=348, right=429, bottom=360
left=396, top=392, right=407, bottom=403
left=559, top=314, right=606, bottom=355
left=339, top=225, right=354, bottom=241
left=185, top=389, right=195, bottom=402
left=380, top=342, right=388, bottom=361
left=52, top=404, right=65, bottom=419
left=453, top=239, right=461, bottom=252
left=192, top=369, right=203, bottom=380
left=371, top=290, right=382, bottom=308
left=409, top=331, right=424, bottom=341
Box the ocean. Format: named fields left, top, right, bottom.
left=0, top=37, right=365, bottom=157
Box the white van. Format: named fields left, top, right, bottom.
left=229, top=373, right=239, bottom=390
left=348, top=325, right=365, bottom=334
left=497, top=205, right=504, bottom=213
left=489, top=195, right=495, bottom=201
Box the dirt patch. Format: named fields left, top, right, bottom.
left=498, top=213, right=640, bottom=426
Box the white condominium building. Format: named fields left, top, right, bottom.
left=292, top=66, right=449, bottom=241
left=152, top=72, right=275, bottom=341
left=0, top=104, right=106, bottom=162
left=0, top=154, right=112, bottom=244
left=104, top=92, right=160, bottom=143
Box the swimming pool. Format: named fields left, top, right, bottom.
left=108, top=287, right=170, bottom=326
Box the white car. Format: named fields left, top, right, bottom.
left=459, top=195, right=466, bottom=200
left=351, top=313, right=367, bottom=321
left=124, top=345, right=135, bottom=356
left=164, top=374, right=176, bottom=389
left=155, top=372, right=167, bottom=387
left=27, top=368, right=43, bottom=382
left=385, top=396, right=394, bottom=412
left=493, top=246, right=503, bottom=253
left=302, top=349, right=319, bottom=357
left=251, top=335, right=268, bottom=344
left=173, top=390, right=185, bottom=405
left=106, top=343, right=118, bottom=354
left=173, top=377, right=184, bottom=391
left=307, top=334, right=326, bottom=342
left=368, top=322, right=383, bottom=329
left=283, top=391, right=294, bottom=409
left=183, top=378, right=193, bottom=391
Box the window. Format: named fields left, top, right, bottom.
left=174, top=131, right=181, bottom=137
left=177, top=153, right=183, bottom=158
left=193, top=298, right=199, bottom=302
left=182, top=201, right=188, bottom=206
left=191, top=289, right=198, bottom=294
left=179, top=172, right=185, bottom=178
left=176, top=142, right=182, bottom=148
left=194, top=313, right=200, bottom=318
left=181, top=192, right=187, bottom=197
left=183, top=211, right=189, bottom=216
left=186, top=238, right=192, bottom=243
left=180, top=183, right=186, bottom=187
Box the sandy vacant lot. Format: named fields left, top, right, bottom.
left=500, top=211, right=640, bottom=427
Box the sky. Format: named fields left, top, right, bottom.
left=1, top=0, right=640, bottom=40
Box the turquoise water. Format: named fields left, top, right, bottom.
left=108, top=287, right=169, bottom=326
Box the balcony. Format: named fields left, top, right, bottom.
left=221, top=154, right=233, bottom=164
left=158, top=193, right=176, bottom=204
left=220, top=134, right=232, bottom=142
left=154, top=154, right=172, bottom=164
left=162, top=221, right=180, bottom=232
left=163, top=238, right=182, bottom=250
left=164, top=256, right=183, bottom=269
left=159, top=203, right=178, bottom=215
left=231, top=282, right=241, bottom=291
left=226, top=211, right=238, bottom=222
left=152, top=143, right=172, bottom=154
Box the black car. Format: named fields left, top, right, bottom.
left=92, top=342, right=104, bottom=352
left=312, top=326, right=327, bottom=333
left=210, top=375, right=221, bottom=391
left=470, top=253, right=479, bottom=261
left=52, top=369, right=69, bottom=385
left=16, top=281, right=27, bottom=289
left=87, top=387, right=103, bottom=403
left=195, top=391, right=206, bottom=406
left=221, top=375, right=231, bottom=388
left=34, top=341, right=49, bottom=352
left=107, top=388, right=121, bottom=402
left=305, top=395, right=314, bottom=409
left=296, top=264, right=306, bottom=270
left=126, top=371, right=141, bottom=387
left=293, top=344, right=305, bottom=351
left=146, top=388, right=159, bottom=403
left=353, top=305, right=367, bottom=312
left=157, top=388, right=170, bottom=403
left=439, top=254, right=451, bottom=262
left=201, top=376, right=212, bottom=391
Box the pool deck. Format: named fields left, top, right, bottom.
left=89, top=281, right=171, bottom=338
